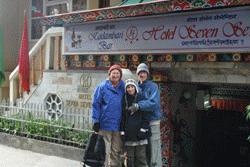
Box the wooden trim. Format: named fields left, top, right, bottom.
left=54, top=36, right=60, bottom=70
left=40, top=44, right=45, bottom=78
left=31, top=56, right=36, bottom=85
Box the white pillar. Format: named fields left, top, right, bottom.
left=44, top=36, right=51, bottom=70
left=0, top=87, right=2, bottom=101
left=9, top=79, right=15, bottom=104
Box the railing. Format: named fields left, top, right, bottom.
left=9, top=27, right=64, bottom=104
left=0, top=101, right=92, bottom=148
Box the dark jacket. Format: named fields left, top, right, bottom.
left=120, top=93, right=151, bottom=142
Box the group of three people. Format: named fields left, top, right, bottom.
left=92, top=63, right=162, bottom=167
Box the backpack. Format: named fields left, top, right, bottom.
left=81, top=133, right=106, bottom=167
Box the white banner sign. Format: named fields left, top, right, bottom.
left=64, top=6, right=250, bottom=54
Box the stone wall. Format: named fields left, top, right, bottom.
left=27, top=70, right=107, bottom=106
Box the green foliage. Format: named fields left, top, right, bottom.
left=245, top=105, right=250, bottom=121
left=0, top=71, right=5, bottom=86
left=0, top=119, right=21, bottom=134
left=245, top=105, right=250, bottom=143
left=0, top=27, right=5, bottom=86
left=0, top=116, right=90, bottom=147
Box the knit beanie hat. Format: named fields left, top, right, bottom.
left=136, top=63, right=149, bottom=75
left=108, top=64, right=122, bottom=78
left=125, top=79, right=139, bottom=93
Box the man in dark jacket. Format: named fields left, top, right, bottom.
left=128, top=63, right=162, bottom=167
left=92, top=64, right=125, bottom=167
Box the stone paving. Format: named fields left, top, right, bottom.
left=0, top=144, right=82, bottom=167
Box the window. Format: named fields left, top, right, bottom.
left=31, top=19, right=43, bottom=39
left=99, top=0, right=110, bottom=8
left=46, top=3, right=68, bottom=15
left=30, top=0, right=88, bottom=40
left=31, top=0, right=44, bottom=40
left=72, top=0, right=87, bottom=11
left=32, top=0, right=43, bottom=17
left=31, top=0, right=70, bottom=40
left=45, top=93, right=62, bottom=120
left=45, top=0, right=70, bottom=16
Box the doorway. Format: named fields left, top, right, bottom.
left=198, top=110, right=249, bottom=167
left=195, top=84, right=250, bottom=167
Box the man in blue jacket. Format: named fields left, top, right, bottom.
left=129, top=63, right=162, bottom=167
left=92, top=64, right=125, bottom=167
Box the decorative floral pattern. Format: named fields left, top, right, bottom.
left=41, top=0, right=250, bottom=26
left=159, top=83, right=173, bottom=167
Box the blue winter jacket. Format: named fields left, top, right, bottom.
left=137, top=80, right=161, bottom=122
left=92, top=79, right=125, bottom=131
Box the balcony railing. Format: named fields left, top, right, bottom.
left=9, top=27, right=64, bottom=104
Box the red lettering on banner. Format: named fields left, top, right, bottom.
left=179, top=25, right=218, bottom=39
left=142, top=25, right=177, bottom=40
left=161, top=26, right=177, bottom=40
left=223, top=22, right=250, bottom=37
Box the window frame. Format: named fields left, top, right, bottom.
left=72, top=0, right=87, bottom=12
left=30, top=0, right=71, bottom=41
left=45, top=0, right=71, bottom=16
left=30, top=0, right=45, bottom=41
left=30, top=0, right=88, bottom=41
left=99, top=0, right=110, bottom=8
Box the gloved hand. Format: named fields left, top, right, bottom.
left=137, top=128, right=148, bottom=140
left=128, top=103, right=139, bottom=115
left=93, top=123, right=100, bottom=132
